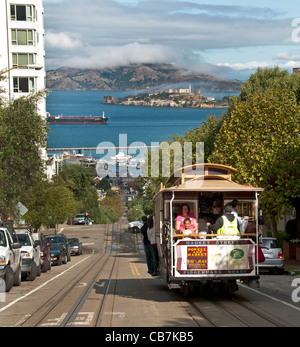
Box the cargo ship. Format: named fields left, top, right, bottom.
left=47, top=112, right=109, bottom=125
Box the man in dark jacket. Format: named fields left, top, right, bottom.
left=141, top=216, right=154, bottom=274
left=207, top=205, right=240, bottom=235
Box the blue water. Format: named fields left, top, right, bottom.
left=46, top=90, right=237, bottom=157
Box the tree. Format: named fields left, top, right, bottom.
left=24, top=179, right=77, bottom=230
left=169, top=113, right=225, bottom=164
left=210, top=85, right=300, bottom=238
left=0, top=91, right=48, bottom=219
left=239, top=66, right=300, bottom=103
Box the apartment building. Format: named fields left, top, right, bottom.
left=0, top=0, right=46, bottom=117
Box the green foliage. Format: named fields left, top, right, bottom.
left=24, top=179, right=77, bottom=230
left=95, top=177, right=111, bottom=191
left=127, top=207, right=144, bottom=222
left=240, top=66, right=300, bottom=103
left=0, top=91, right=48, bottom=218
left=170, top=113, right=225, bottom=163
left=210, top=69, right=300, bottom=237
left=58, top=164, right=124, bottom=224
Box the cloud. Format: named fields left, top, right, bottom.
left=45, top=31, right=83, bottom=50
left=43, top=0, right=297, bottom=80
left=216, top=61, right=274, bottom=70
left=64, top=42, right=177, bottom=68
left=275, top=52, right=300, bottom=61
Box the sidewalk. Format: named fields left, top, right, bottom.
left=284, top=259, right=300, bottom=274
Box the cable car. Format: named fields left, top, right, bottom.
left=153, top=163, right=264, bottom=295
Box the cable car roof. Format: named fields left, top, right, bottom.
left=154, top=163, right=264, bottom=198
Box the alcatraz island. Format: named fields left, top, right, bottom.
left=103, top=85, right=231, bottom=109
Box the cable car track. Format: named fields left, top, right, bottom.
left=23, top=223, right=120, bottom=327
left=179, top=289, right=289, bottom=327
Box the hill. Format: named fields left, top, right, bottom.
left=46, top=64, right=241, bottom=92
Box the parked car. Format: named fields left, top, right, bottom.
left=259, top=237, right=285, bottom=274
left=46, top=234, right=71, bottom=262
left=49, top=243, right=68, bottom=266
left=0, top=227, right=22, bottom=292
left=16, top=231, right=41, bottom=281
left=128, top=221, right=143, bottom=233
left=32, top=233, right=51, bottom=272
left=73, top=214, right=85, bottom=225
left=68, top=238, right=83, bottom=255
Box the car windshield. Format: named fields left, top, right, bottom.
left=0, top=231, right=7, bottom=247
left=47, top=236, right=65, bottom=244
left=76, top=214, right=85, bottom=219
left=69, top=238, right=78, bottom=243
left=260, top=239, right=280, bottom=249
left=17, top=234, right=32, bottom=246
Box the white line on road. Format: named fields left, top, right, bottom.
left=240, top=284, right=300, bottom=312
left=0, top=254, right=92, bottom=314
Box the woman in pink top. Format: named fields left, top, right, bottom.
left=175, top=204, right=198, bottom=234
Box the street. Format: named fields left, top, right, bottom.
left=0, top=221, right=300, bottom=328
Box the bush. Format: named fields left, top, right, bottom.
left=127, top=207, right=144, bottom=222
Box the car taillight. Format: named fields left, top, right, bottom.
left=278, top=251, right=283, bottom=259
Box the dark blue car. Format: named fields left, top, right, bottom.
left=49, top=243, right=67, bottom=266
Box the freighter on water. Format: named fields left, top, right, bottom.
left=47, top=112, right=109, bottom=125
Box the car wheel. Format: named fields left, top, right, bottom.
left=132, top=227, right=139, bottom=233
left=37, top=263, right=42, bottom=276
left=62, top=254, right=67, bottom=264
left=26, top=262, right=37, bottom=281
left=13, top=265, right=21, bottom=286
left=42, top=258, right=51, bottom=272
left=5, top=266, right=14, bottom=292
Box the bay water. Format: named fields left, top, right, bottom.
left=46, top=90, right=237, bottom=158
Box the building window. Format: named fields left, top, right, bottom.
left=13, top=77, right=35, bottom=93
left=11, top=29, right=35, bottom=46
left=12, top=53, right=35, bottom=68
left=10, top=5, right=35, bottom=21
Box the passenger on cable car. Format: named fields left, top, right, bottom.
left=207, top=204, right=240, bottom=236
left=182, top=218, right=193, bottom=236
left=230, top=199, right=249, bottom=233
left=175, top=204, right=198, bottom=234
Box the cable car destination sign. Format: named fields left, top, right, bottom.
left=175, top=239, right=255, bottom=276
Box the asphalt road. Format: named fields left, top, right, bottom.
left=0, top=222, right=300, bottom=329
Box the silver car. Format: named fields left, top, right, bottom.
left=259, top=237, right=284, bottom=274
left=73, top=214, right=85, bottom=225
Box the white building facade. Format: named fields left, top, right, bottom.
left=0, top=0, right=46, bottom=117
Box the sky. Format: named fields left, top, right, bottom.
left=43, top=0, right=300, bottom=80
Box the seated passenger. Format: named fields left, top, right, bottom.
left=175, top=204, right=198, bottom=234
left=183, top=218, right=193, bottom=236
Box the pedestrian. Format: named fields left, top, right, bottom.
left=84, top=211, right=89, bottom=225
left=141, top=216, right=154, bottom=275
left=147, top=216, right=159, bottom=276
